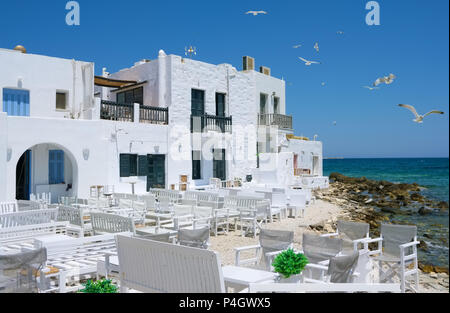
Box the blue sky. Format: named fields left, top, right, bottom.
left=1, top=0, right=448, bottom=158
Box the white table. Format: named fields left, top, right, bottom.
left=33, top=234, right=73, bottom=247
left=222, top=265, right=279, bottom=292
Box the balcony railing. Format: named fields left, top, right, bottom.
left=100, top=101, right=169, bottom=125
left=191, top=114, right=232, bottom=133
left=140, top=105, right=169, bottom=125
left=258, top=113, right=293, bottom=130
left=100, top=101, right=134, bottom=122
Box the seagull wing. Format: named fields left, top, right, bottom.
left=373, top=77, right=385, bottom=86
left=310, top=60, right=320, bottom=64
left=298, top=57, right=308, bottom=63
left=259, top=11, right=268, bottom=14
left=423, top=110, right=445, bottom=118
left=399, top=104, right=420, bottom=118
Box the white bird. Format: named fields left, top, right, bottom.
left=373, top=73, right=396, bottom=86
left=298, top=57, right=321, bottom=66
left=314, top=42, right=319, bottom=52
left=398, top=104, right=444, bottom=123
left=293, top=44, right=302, bottom=48
left=333, top=121, right=337, bottom=126
left=337, top=30, right=344, bottom=35
left=321, top=82, right=326, bottom=86
left=363, top=86, right=379, bottom=90
left=246, top=11, right=267, bottom=16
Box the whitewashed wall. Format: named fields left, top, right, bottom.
left=0, top=48, right=93, bottom=119
left=0, top=113, right=7, bottom=201
left=281, top=139, right=323, bottom=176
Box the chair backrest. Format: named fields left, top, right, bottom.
left=272, top=188, right=285, bottom=194
left=0, top=209, right=58, bottom=228
left=57, top=205, right=83, bottom=227
left=288, top=194, right=306, bottom=208
left=259, top=229, right=294, bottom=267
left=116, top=234, right=225, bottom=293
left=0, top=248, right=47, bottom=293
left=157, top=196, right=173, bottom=213
left=178, top=227, right=210, bottom=249
left=327, top=251, right=360, bottom=283
left=380, top=224, right=417, bottom=257
left=0, top=202, right=18, bottom=214
left=90, top=213, right=135, bottom=235
left=337, top=220, right=369, bottom=241
left=173, top=204, right=194, bottom=217
left=137, top=233, right=172, bottom=243
left=17, top=200, right=42, bottom=211
left=302, top=233, right=343, bottom=264
left=271, top=193, right=287, bottom=207
left=137, top=195, right=156, bottom=211
left=0, top=222, right=68, bottom=246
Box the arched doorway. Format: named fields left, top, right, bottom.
left=15, top=143, right=78, bottom=203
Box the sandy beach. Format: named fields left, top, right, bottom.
left=209, top=199, right=449, bottom=293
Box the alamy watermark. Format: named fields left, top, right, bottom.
left=366, top=1, right=380, bottom=26
left=66, top=1, right=80, bottom=26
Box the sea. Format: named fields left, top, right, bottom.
left=323, top=158, right=449, bottom=268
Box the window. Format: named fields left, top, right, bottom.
left=192, top=150, right=201, bottom=180
left=216, top=93, right=226, bottom=117
left=191, top=89, right=205, bottom=116
left=274, top=97, right=280, bottom=114
left=138, top=155, right=148, bottom=176
left=49, top=150, right=64, bottom=184
left=117, top=87, right=143, bottom=105
left=260, top=94, right=267, bottom=114
left=120, top=154, right=138, bottom=177
left=56, top=92, right=68, bottom=110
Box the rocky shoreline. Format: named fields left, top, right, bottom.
left=310, top=172, right=449, bottom=275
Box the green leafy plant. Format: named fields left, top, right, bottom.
left=79, top=279, right=118, bottom=293
left=272, top=249, right=309, bottom=278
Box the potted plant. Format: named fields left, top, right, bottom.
left=79, top=279, right=118, bottom=293
left=272, top=249, right=309, bottom=283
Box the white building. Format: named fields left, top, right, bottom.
left=0, top=46, right=327, bottom=203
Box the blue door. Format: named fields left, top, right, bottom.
left=2, top=88, right=30, bottom=116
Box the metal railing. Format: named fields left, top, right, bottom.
left=258, top=113, right=293, bottom=130
left=191, top=114, right=232, bottom=133
left=140, top=105, right=169, bottom=125
left=100, top=101, right=134, bottom=122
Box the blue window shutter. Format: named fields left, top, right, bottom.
left=49, top=150, right=64, bottom=184
left=2, top=88, right=30, bottom=116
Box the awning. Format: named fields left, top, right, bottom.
left=94, top=76, right=137, bottom=88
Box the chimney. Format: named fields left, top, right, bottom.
left=243, top=56, right=255, bottom=71
left=260, top=66, right=271, bottom=76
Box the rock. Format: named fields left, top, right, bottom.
left=411, top=193, right=425, bottom=202
left=423, top=233, right=433, bottom=239
left=418, top=240, right=429, bottom=251
left=436, top=201, right=449, bottom=211
left=418, top=207, right=433, bottom=215
left=309, top=222, right=324, bottom=232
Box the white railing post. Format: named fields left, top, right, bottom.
left=133, top=103, right=140, bottom=124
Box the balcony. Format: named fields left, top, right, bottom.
left=191, top=114, right=232, bottom=133
left=100, top=100, right=168, bottom=125
left=258, top=113, right=293, bottom=130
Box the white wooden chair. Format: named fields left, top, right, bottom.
left=235, top=229, right=294, bottom=271
left=269, top=193, right=287, bottom=222
left=116, top=234, right=226, bottom=293
left=365, top=223, right=420, bottom=293
left=57, top=205, right=92, bottom=237
left=90, top=213, right=136, bottom=235
left=287, top=194, right=306, bottom=218
left=0, top=209, right=58, bottom=228
left=0, top=202, right=18, bottom=215
left=321, top=220, right=371, bottom=252
left=238, top=200, right=270, bottom=238
left=177, top=227, right=210, bottom=249
left=0, top=222, right=69, bottom=247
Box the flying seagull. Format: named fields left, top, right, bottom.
left=373, top=74, right=396, bottom=86
left=363, top=86, right=379, bottom=90
left=333, top=121, right=337, bottom=126
left=398, top=104, right=444, bottom=123
left=298, top=57, right=321, bottom=66
left=314, top=42, right=319, bottom=52
left=293, top=44, right=302, bottom=48
left=336, top=30, right=344, bottom=35
left=321, top=82, right=326, bottom=86
left=246, top=11, right=267, bottom=16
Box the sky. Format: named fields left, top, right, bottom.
left=0, top=0, right=448, bottom=158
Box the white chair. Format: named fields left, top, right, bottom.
left=366, top=224, right=420, bottom=293
left=90, top=213, right=136, bottom=235
left=321, top=220, right=371, bottom=253
left=269, top=193, right=287, bottom=222
left=287, top=194, right=306, bottom=218
left=177, top=227, right=210, bottom=249
left=115, top=234, right=226, bottom=293
left=0, top=202, right=18, bottom=214
left=238, top=200, right=270, bottom=238
left=57, top=205, right=92, bottom=237
left=235, top=229, right=294, bottom=271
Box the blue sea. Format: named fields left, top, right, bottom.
left=324, top=158, right=449, bottom=268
